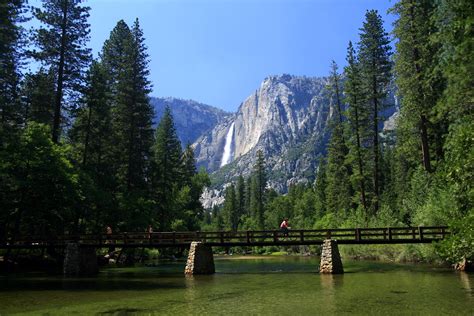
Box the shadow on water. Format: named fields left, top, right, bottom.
left=0, top=264, right=188, bottom=292
left=0, top=277, right=186, bottom=292
left=98, top=308, right=153, bottom=315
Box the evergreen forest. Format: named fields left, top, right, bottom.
left=0, top=0, right=472, bottom=266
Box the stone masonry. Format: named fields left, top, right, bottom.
left=319, top=239, right=344, bottom=274
left=63, top=243, right=98, bottom=276
left=185, top=241, right=215, bottom=275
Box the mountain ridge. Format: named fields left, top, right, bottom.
left=151, top=96, right=230, bottom=147
left=151, top=74, right=397, bottom=209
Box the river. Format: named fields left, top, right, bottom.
left=0, top=256, right=472, bottom=315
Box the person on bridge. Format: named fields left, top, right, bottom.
left=146, top=225, right=153, bottom=240
left=280, top=218, right=290, bottom=237
left=106, top=225, right=115, bottom=253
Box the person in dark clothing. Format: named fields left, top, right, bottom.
left=106, top=225, right=115, bottom=253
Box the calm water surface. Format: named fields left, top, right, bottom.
left=0, top=256, right=472, bottom=315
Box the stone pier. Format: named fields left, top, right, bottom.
left=63, top=243, right=98, bottom=276
left=319, top=239, right=344, bottom=274
left=185, top=241, right=215, bottom=275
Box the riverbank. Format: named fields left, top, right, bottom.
left=211, top=243, right=448, bottom=266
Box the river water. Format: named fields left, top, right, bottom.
left=0, top=256, right=472, bottom=315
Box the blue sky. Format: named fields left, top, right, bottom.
left=31, top=0, right=397, bottom=112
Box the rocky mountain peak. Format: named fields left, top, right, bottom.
left=193, top=75, right=332, bottom=194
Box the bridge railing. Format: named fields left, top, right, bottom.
left=0, top=226, right=450, bottom=248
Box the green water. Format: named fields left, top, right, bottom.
left=0, top=257, right=472, bottom=315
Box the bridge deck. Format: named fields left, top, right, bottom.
left=0, top=226, right=449, bottom=249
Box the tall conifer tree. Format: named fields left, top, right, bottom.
left=392, top=0, right=442, bottom=173
left=223, top=184, right=238, bottom=231
left=314, top=159, right=328, bottom=218
left=70, top=61, right=112, bottom=168
left=358, top=10, right=392, bottom=214
left=344, top=42, right=370, bottom=212
left=31, top=0, right=91, bottom=143
left=236, top=175, right=246, bottom=224
left=435, top=0, right=474, bottom=214
left=152, top=107, right=182, bottom=230
left=22, top=68, right=56, bottom=127
left=115, top=19, right=153, bottom=192
left=100, top=19, right=154, bottom=194
left=325, top=61, right=352, bottom=215
left=0, top=0, right=27, bottom=142
left=250, top=150, right=267, bottom=229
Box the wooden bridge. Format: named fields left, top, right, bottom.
left=0, top=226, right=450, bottom=249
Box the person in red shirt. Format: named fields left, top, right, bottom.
left=280, top=218, right=289, bottom=237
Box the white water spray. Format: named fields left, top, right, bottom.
left=220, top=122, right=235, bottom=167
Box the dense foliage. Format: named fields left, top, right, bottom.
left=207, top=4, right=473, bottom=264
left=0, top=1, right=471, bottom=265
left=0, top=1, right=208, bottom=241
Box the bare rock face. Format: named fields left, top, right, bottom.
left=151, top=97, right=230, bottom=148
left=153, top=74, right=398, bottom=208
left=193, top=117, right=236, bottom=171
left=194, top=74, right=332, bottom=193
left=200, top=187, right=226, bottom=209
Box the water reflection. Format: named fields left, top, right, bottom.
left=458, top=271, right=472, bottom=298
left=1, top=259, right=472, bottom=315
left=319, top=273, right=344, bottom=313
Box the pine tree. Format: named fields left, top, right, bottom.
left=65, top=60, right=118, bottom=232
left=235, top=175, right=246, bottom=226
left=250, top=150, right=267, bottom=229
left=0, top=0, right=27, bottom=140
left=325, top=61, right=352, bottom=215
left=101, top=19, right=154, bottom=194
left=31, top=0, right=92, bottom=143
left=179, top=144, right=210, bottom=230
left=101, top=20, right=131, bottom=89
left=22, top=68, right=56, bottom=127
left=69, top=61, right=112, bottom=168
left=181, top=144, right=197, bottom=186
left=435, top=0, right=474, bottom=213
left=358, top=10, right=392, bottom=214
left=152, top=107, right=182, bottom=230
left=223, top=184, right=238, bottom=231
left=314, top=159, right=327, bottom=219
left=245, top=176, right=252, bottom=216
left=344, top=41, right=370, bottom=212
left=392, top=0, right=443, bottom=173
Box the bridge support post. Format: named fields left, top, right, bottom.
left=319, top=239, right=343, bottom=274
left=185, top=241, right=215, bottom=275
left=63, top=243, right=98, bottom=276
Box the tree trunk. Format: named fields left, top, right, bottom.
left=354, top=103, right=368, bottom=212
left=82, top=99, right=93, bottom=166
left=409, top=4, right=433, bottom=173
left=372, top=76, right=379, bottom=214
left=52, top=0, right=69, bottom=143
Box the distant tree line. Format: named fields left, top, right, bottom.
left=0, top=0, right=209, bottom=240
left=207, top=3, right=473, bottom=264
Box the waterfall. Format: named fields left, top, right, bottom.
left=220, top=122, right=235, bottom=167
